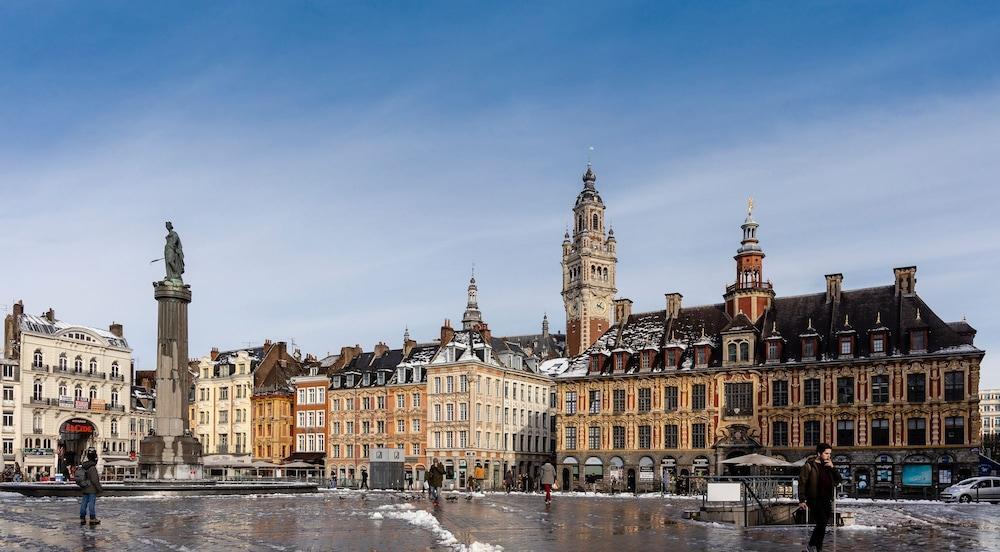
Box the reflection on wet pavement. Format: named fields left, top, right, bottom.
left=1, top=490, right=998, bottom=551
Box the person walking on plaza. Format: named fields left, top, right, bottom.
left=540, top=462, right=556, bottom=505
left=427, top=461, right=444, bottom=505
left=504, top=468, right=514, bottom=494
left=360, top=468, right=369, bottom=490
left=76, top=449, right=102, bottom=525
left=798, top=443, right=842, bottom=552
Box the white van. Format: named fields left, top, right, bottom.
left=940, top=476, right=1000, bottom=503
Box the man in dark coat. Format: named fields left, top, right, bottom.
left=504, top=468, right=515, bottom=494
left=798, top=443, right=843, bottom=552
left=426, top=460, right=444, bottom=504
left=78, top=449, right=103, bottom=525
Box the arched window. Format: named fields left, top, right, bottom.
left=59, top=382, right=67, bottom=397
left=603, top=267, right=608, bottom=281
left=111, top=362, right=119, bottom=378
left=728, top=343, right=738, bottom=362
left=74, top=385, right=83, bottom=399
left=33, top=379, right=43, bottom=400
left=578, top=215, right=583, bottom=231
left=58, top=354, right=67, bottom=371
left=111, top=419, right=118, bottom=435
left=89, top=386, right=98, bottom=400
left=33, top=349, right=43, bottom=367
left=592, top=213, right=599, bottom=230
left=740, top=342, right=750, bottom=362
left=89, top=358, right=98, bottom=373
left=111, top=389, right=119, bottom=406
left=32, top=412, right=42, bottom=432
left=74, top=356, right=83, bottom=373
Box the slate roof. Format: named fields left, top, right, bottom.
left=330, top=343, right=438, bottom=389
left=211, top=346, right=265, bottom=377
left=496, top=332, right=566, bottom=360
left=19, top=313, right=130, bottom=350
left=561, top=285, right=980, bottom=379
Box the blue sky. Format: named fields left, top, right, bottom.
left=1, top=2, right=999, bottom=387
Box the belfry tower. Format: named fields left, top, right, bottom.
left=562, top=164, right=618, bottom=357
left=723, top=198, right=774, bottom=321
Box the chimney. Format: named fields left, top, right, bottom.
left=263, top=339, right=273, bottom=351
left=4, top=300, right=24, bottom=359
left=338, top=345, right=363, bottom=366
left=44, top=308, right=55, bottom=323
left=210, top=347, right=220, bottom=361
left=373, top=341, right=390, bottom=359
left=894, top=266, right=916, bottom=297
left=276, top=341, right=288, bottom=357
left=13, top=300, right=23, bottom=318
left=665, top=293, right=683, bottom=319
left=825, top=273, right=843, bottom=304
left=613, top=298, right=633, bottom=326
left=440, top=319, right=455, bottom=346
left=109, top=322, right=124, bottom=338
left=478, top=323, right=492, bottom=343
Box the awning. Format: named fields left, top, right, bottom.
left=980, top=454, right=1000, bottom=475
left=283, top=461, right=321, bottom=469
left=283, top=452, right=325, bottom=465
left=721, top=453, right=791, bottom=467
left=103, top=459, right=137, bottom=467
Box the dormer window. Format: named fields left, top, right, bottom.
left=589, top=354, right=602, bottom=373
left=363, top=373, right=371, bottom=386
left=910, top=330, right=927, bottom=353
left=613, top=354, right=625, bottom=372
left=838, top=336, right=854, bottom=357
left=397, top=367, right=405, bottom=383
left=377, top=372, right=386, bottom=385
left=640, top=352, right=652, bottom=372
left=740, top=342, right=750, bottom=362
left=766, top=339, right=781, bottom=363
left=801, top=338, right=817, bottom=360
left=695, top=347, right=708, bottom=367
left=664, top=348, right=680, bottom=369
left=727, top=343, right=738, bottom=363
left=871, top=333, right=886, bottom=355
left=346, top=374, right=355, bottom=387
left=332, top=376, right=341, bottom=389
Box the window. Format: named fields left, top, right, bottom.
left=362, top=397, right=371, bottom=410
left=772, top=380, right=788, bottom=407
left=739, top=342, right=750, bottom=362
left=871, top=334, right=885, bottom=354
left=111, top=389, right=119, bottom=406
left=588, top=390, right=601, bottom=414
left=412, top=419, right=419, bottom=432
left=664, top=424, right=678, bottom=448
left=446, top=376, right=454, bottom=393
left=74, top=385, right=83, bottom=399
left=803, top=420, right=821, bottom=447
left=565, top=427, right=577, bottom=449
left=460, top=375, right=468, bottom=392
left=802, top=338, right=816, bottom=359
left=89, top=386, right=97, bottom=400
left=434, top=377, right=441, bottom=393
left=664, top=386, right=678, bottom=411
left=692, top=384, right=706, bottom=410
left=871, top=375, right=889, bottom=404
left=695, top=347, right=707, bottom=366
left=446, top=432, right=453, bottom=448
left=612, top=426, right=625, bottom=449
left=767, top=341, right=779, bottom=361
left=944, top=417, right=964, bottom=444
left=836, top=419, right=854, bottom=447
left=397, top=394, right=405, bottom=409
left=638, top=425, right=651, bottom=449
left=839, top=337, right=852, bottom=356
left=307, top=388, right=315, bottom=404
left=362, top=421, right=370, bottom=434
left=74, top=357, right=83, bottom=372
left=638, top=388, right=651, bottom=412
left=588, top=426, right=601, bottom=449
left=220, top=387, right=228, bottom=400
left=412, top=393, right=421, bottom=407
left=613, top=354, right=624, bottom=372
left=804, top=379, right=821, bottom=406
left=772, top=421, right=789, bottom=447
left=459, top=403, right=468, bottom=421
left=871, top=419, right=890, bottom=446
left=728, top=343, right=737, bottom=362
left=907, top=418, right=926, bottom=446
left=944, top=371, right=965, bottom=401
left=565, top=392, right=577, bottom=415
left=346, top=421, right=354, bottom=434
left=837, top=377, right=854, bottom=405
left=692, top=423, right=706, bottom=449
left=907, top=374, right=926, bottom=403
left=910, top=330, right=926, bottom=351
left=2, top=411, right=12, bottom=427
left=33, top=350, right=43, bottom=367
left=3, top=386, right=13, bottom=402
left=412, top=443, right=420, bottom=455
left=724, top=382, right=752, bottom=416
left=665, top=348, right=679, bottom=369
left=613, top=389, right=625, bottom=413
left=640, top=352, right=651, bottom=371
left=32, top=380, right=42, bottom=400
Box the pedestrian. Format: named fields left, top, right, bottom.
left=427, top=460, right=444, bottom=504
left=540, top=462, right=556, bottom=505
left=504, top=468, right=514, bottom=494
left=360, top=468, right=369, bottom=490
left=331, top=473, right=338, bottom=489
left=527, top=472, right=535, bottom=494
left=76, top=449, right=102, bottom=526
left=798, top=443, right=842, bottom=552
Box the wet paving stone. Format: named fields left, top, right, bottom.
left=1, top=490, right=998, bottom=551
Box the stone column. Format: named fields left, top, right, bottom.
left=139, top=280, right=203, bottom=479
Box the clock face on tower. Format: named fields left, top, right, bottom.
left=568, top=302, right=580, bottom=317
left=595, top=301, right=607, bottom=315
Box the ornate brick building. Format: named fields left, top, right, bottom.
left=554, top=187, right=983, bottom=497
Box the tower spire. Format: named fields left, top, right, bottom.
left=462, top=271, right=483, bottom=330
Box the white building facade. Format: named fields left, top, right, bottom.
left=3, top=303, right=132, bottom=479
left=982, top=389, right=1000, bottom=437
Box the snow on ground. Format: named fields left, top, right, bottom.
left=373, top=503, right=503, bottom=552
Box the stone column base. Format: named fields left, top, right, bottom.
left=139, top=435, right=204, bottom=480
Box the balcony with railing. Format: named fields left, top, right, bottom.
left=109, top=374, right=125, bottom=382
left=29, top=363, right=50, bottom=373
left=25, top=397, right=126, bottom=414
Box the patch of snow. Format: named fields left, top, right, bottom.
left=840, top=524, right=882, bottom=531
left=375, top=503, right=502, bottom=551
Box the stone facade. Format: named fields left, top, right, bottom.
left=981, top=388, right=1000, bottom=437
left=193, top=346, right=261, bottom=461
left=3, top=301, right=133, bottom=478
left=554, top=206, right=983, bottom=497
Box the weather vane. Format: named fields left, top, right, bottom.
left=747, top=196, right=754, bottom=217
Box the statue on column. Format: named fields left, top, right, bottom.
left=164, top=221, right=185, bottom=283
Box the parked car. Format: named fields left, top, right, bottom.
left=940, top=476, right=1000, bottom=503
